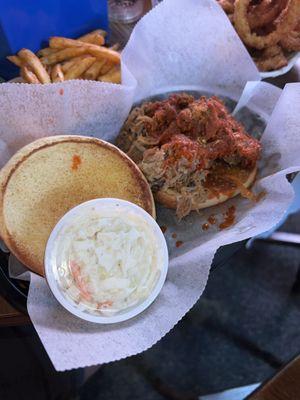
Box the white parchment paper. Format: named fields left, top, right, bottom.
left=25, top=83, right=300, bottom=371
left=1, top=0, right=300, bottom=371
left=122, top=0, right=259, bottom=100
left=0, top=67, right=136, bottom=167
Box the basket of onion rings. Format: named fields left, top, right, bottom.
left=217, top=0, right=300, bottom=75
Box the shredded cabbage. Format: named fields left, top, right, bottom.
left=55, top=208, right=162, bottom=316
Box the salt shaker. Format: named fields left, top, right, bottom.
left=108, top=0, right=146, bottom=23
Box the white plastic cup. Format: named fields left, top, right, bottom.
left=45, top=198, right=169, bottom=324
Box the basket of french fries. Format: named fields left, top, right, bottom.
left=0, top=27, right=133, bottom=159
left=7, top=29, right=121, bottom=84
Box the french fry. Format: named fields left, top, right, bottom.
left=98, top=65, right=121, bottom=84
left=64, top=56, right=96, bottom=80
left=41, top=47, right=87, bottom=65
left=87, top=46, right=120, bottom=64
left=37, top=47, right=58, bottom=57
left=7, top=55, right=23, bottom=67
left=99, top=60, right=115, bottom=75
left=8, top=28, right=117, bottom=84
left=79, top=29, right=107, bottom=41
left=46, top=65, right=52, bottom=75
left=51, top=64, right=64, bottom=82
left=18, top=49, right=51, bottom=84
left=61, top=55, right=89, bottom=73
left=21, top=66, right=40, bottom=84
left=49, top=37, right=90, bottom=49
left=41, top=31, right=106, bottom=56
left=49, top=37, right=120, bottom=64
left=83, top=59, right=106, bottom=80
left=77, top=31, right=105, bottom=46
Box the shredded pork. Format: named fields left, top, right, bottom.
left=116, top=94, right=261, bottom=218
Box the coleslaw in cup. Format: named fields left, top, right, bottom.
left=45, top=198, right=169, bottom=324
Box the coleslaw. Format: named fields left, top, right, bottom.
left=47, top=201, right=165, bottom=318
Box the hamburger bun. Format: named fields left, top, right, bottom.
left=155, top=165, right=257, bottom=211
left=0, top=135, right=155, bottom=276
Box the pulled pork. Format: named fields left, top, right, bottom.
left=116, top=93, right=261, bottom=218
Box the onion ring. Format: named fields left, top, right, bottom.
left=262, top=45, right=283, bottom=58
left=218, top=0, right=235, bottom=14
left=247, top=0, right=285, bottom=30
left=280, top=23, right=300, bottom=51
left=254, top=45, right=288, bottom=71
left=228, top=13, right=234, bottom=24
left=234, top=0, right=300, bottom=49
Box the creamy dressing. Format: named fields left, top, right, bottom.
left=53, top=207, right=162, bottom=316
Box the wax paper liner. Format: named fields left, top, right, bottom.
left=0, top=66, right=137, bottom=168
left=1, top=0, right=300, bottom=371
left=8, top=80, right=298, bottom=371
left=122, top=0, right=259, bottom=101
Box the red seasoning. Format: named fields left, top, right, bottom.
left=176, top=240, right=183, bottom=248
left=202, top=223, right=209, bottom=231
left=71, top=154, right=82, bottom=171
left=208, top=215, right=216, bottom=225
left=59, top=88, right=64, bottom=95
left=219, top=206, right=236, bottom=230
left=97, top=300, right=113, bottom=309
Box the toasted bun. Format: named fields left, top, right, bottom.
left=155, top=166, right=257, bottom=210
left=0, top=136, right=155, bottom=276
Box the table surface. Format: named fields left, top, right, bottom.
left=0, top=0, right=299, bottom=327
